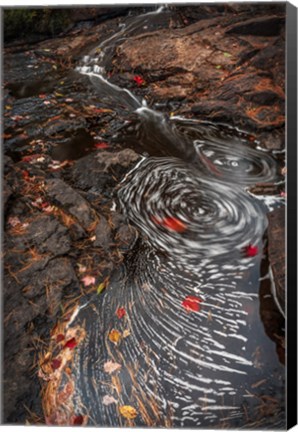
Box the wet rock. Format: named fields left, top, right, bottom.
left=95, top=148, right=140, bottom=171
left=259, top=129, right=284, bottom=150
left=267, top=207, right=285, bottom=315
left=23, top=215, right=72, bottom=256
left=69, top=149, right=140, bottom=196
left=115, top=224, right=138, bottom=251
left=226, top=16, right=284, bottom=37
left=46, top=178, right=95, bottom=230
left=93, top=216, right=112, bottom=250
left=3, top=179, right=12, bottom=212
left=244, top=90, right=282, bottom=106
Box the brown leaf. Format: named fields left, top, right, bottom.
left=103, top=395, right=117, bottom=405
left=103, top=360, right=121, bottom=374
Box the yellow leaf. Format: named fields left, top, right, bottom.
left=97, top=282, right=106, bottom=295
left=55, top=92, right=64, bottom=97
left=5, top=105, right=12, bottom=110
left=119, top=405, right=138, bottom=419
left=108, top=329, right=121, bottom=344
left=122, top=329, right=131, bottom=338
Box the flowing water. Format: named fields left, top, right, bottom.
left=57, top=7, right=285, bottom=428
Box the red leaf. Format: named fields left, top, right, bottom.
left=244, top=244, right=259, bottom=257
left=116, top=307, right=126, bottom=319
left=94, top=142, right=109, bottom=149
left=56, top=334, right=65, bottom=343
left=151, top=215, right=187, bottom=233
left=73, top=415, right=84, bottom=425
left=182, top=295, right=203, bottom=313
left=38, top=94, right=47, bottom=99
left=51, top=358, right=62, bottom=370
left=22, top=170, right=30, bottom=180
left=64, top=337, right=77, bottom=349
left=133, top=75, right=145, bottom=86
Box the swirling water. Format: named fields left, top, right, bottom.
left=64, top=6, right=285, bottom=428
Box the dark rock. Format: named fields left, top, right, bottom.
left=93, top=216, right=112, bottom=250
left=226, top=16, right=284, bottom=37
left=259, top=129, right=284, bottom=150
left=251, top=45, right=284, bottom=70
left=69, top=149, right=140, bottom=195
left=3, top=179, right=12, bottom=212
left=46, top=178, right=95, bottom=230
left=23, top=215, right=71, bottom=256
left=115, top=224, right=138, bottom=251
left=267, top=207, right=285, bottom=315
left=244, top=90, right=282, bottom=106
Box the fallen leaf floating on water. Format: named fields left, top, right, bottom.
left=133, top=75, right=145, bottom=86
left=116, top=307, right=126, bottom=319
left=72, top=415, right=84, bottom=425
left=122, top=329, right=131, bottom=338
left=108, top=329, right=121, bottom=344
left=104, top=360, right=122, bottom=374
left=97, top=282, right=106, bottom=295
left=64, top=337, right=77, bottom=350
left=51, top=358, right=62, bottom=370
left=103, top=395, right=118, bottom=406
left=94, top=142, right=109, bottom=149
left=119, top=405, right=138, bottom=419
left=244, top=244, right=259, bottom=258
left=182, top=295, right=203, bottom=313
left=81, top=275, right=96, bottom=287
left=151, top=215, right=187, bottom=233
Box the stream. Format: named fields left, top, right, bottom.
left=39, top=7, right=286, bottom=429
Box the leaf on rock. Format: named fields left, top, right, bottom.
left=119, top=405, right=138, bottom=419
left=94, top=142, right=109, bottom=149
left=104, top=360, right=122, bottom=374
left=116, top=307, right=126, bottom=319
left=223, top=52, right=232, bottom=58
left=182, top=295, right=203, bottom=313
left=133, top=75, right=145, bottom=86
left=82, top=275, right=96, bottom=287
left=103, top=395, right=118, bottom=406
left=108, top=329, right=121, bottom=344
left=8, top=216, right=21, bottom=227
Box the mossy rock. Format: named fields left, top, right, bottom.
left=3, top=8, right=72, bottom=42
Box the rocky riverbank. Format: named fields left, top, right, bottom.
left=3, top=4, right=285, bottom=424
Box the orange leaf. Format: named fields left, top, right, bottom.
left=119, top=405, right=138, bottom=419
left=151, top=215, right=187, bottom=233
left=108, top=329, right=121, bottom=344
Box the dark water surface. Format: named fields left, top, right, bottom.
left=43, top=6, right=285, bottom=428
